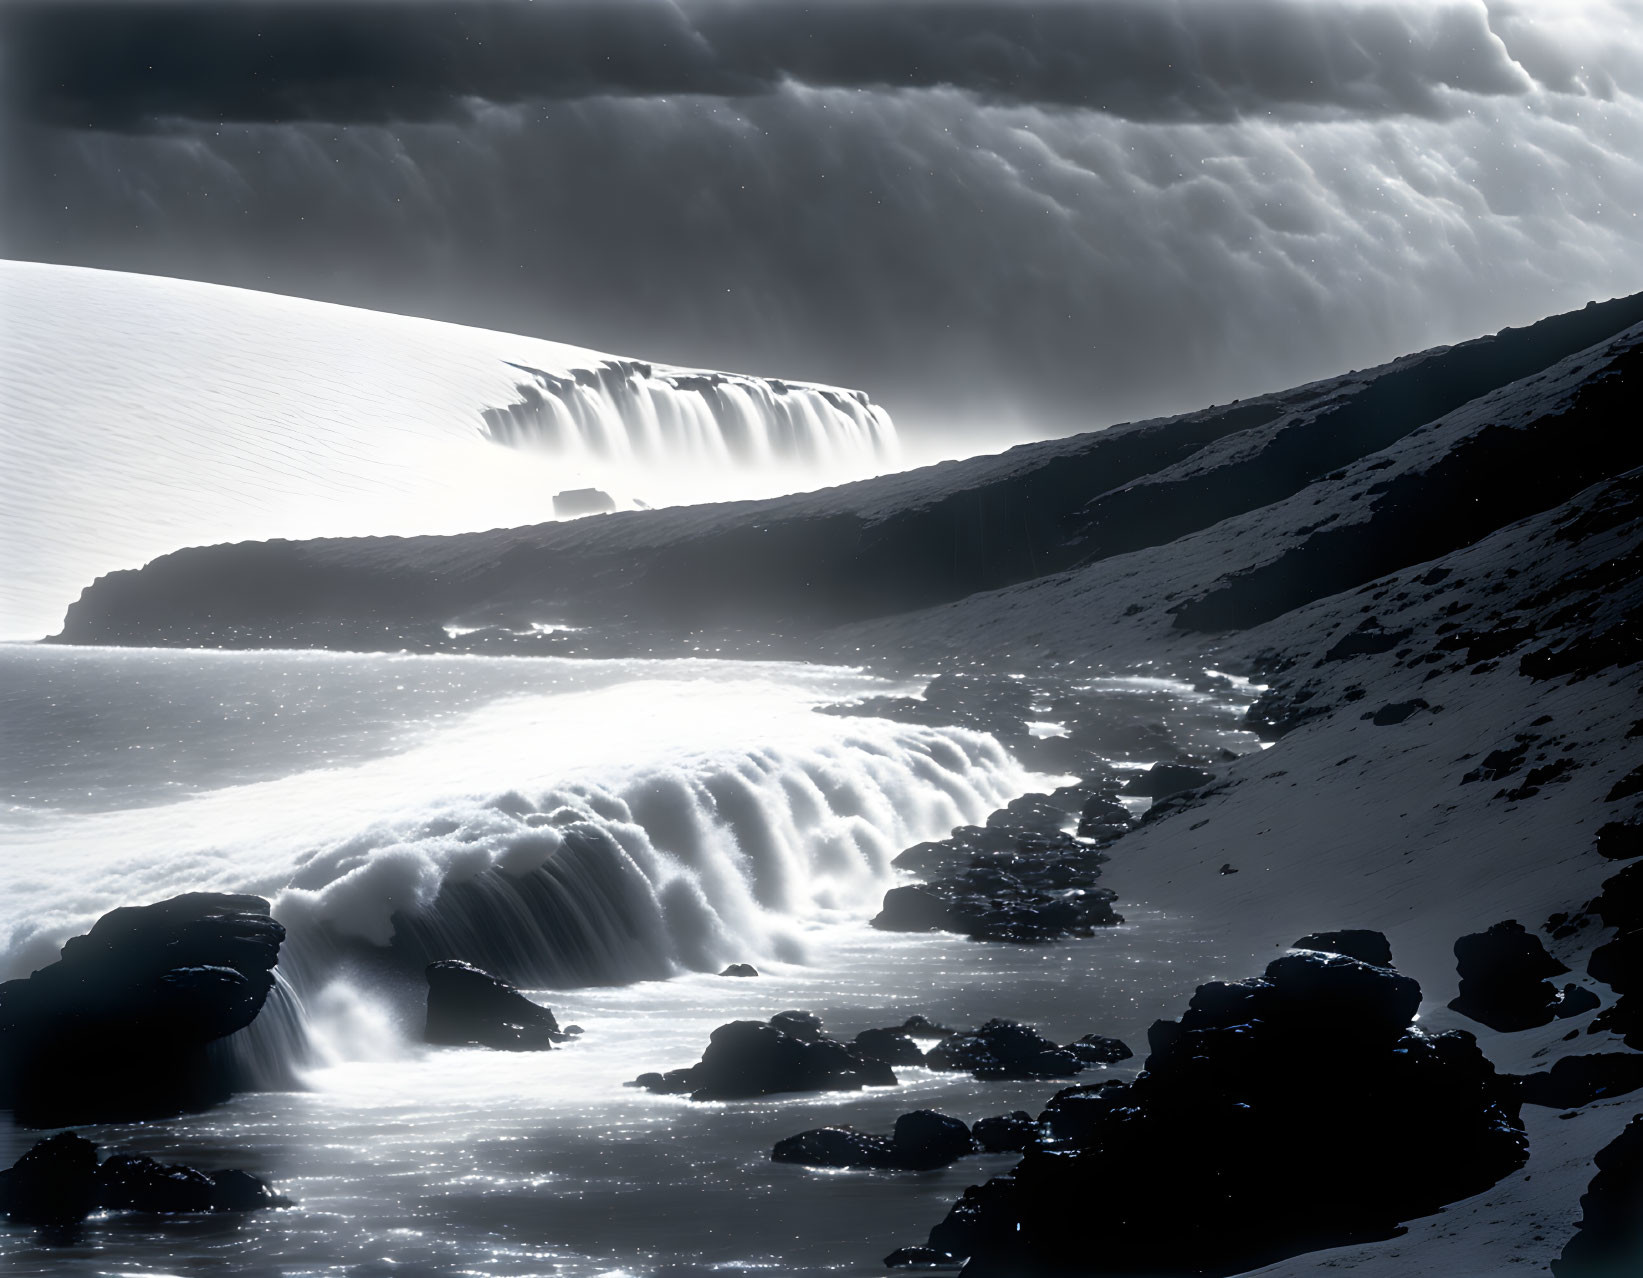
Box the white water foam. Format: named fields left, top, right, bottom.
left=0, top=649, right=1026, bottom=999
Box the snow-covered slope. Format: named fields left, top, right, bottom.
left=0, top=261, right=895, bottom=639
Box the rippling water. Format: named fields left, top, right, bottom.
left=0, top=645, right=1253, bottom=1276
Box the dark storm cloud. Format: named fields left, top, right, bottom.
left=2, top=2, right=1641, bottom=443
left=3, top=0, right=1534, bottom=130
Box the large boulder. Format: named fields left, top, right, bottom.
left=424, top=960, right=561, bottom=1050
left=0, top=893, right=285, bottom=1126
left=1449, top=919, right=1569, bottom=1031
left=632, top=1014, right=896, bottom=1102
left=902, top=944, right=1525, bottom=1275
left=1121, top=763, right=1215, bottom=798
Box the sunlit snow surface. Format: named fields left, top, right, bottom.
left=0, top=261, right=897, bottom=639
left=0, top=646, right=1260, bottom=1276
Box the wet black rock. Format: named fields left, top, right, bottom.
left=1064, top=1034, right=1133, bottom=1065
left=769, top=1010, right=825, bottom=1041
left=1554, top=1115, right=1643, bottom=1276
left=1517, top=1054, right=1643, bottom=1109
left=972, top=1112, right=1037, bottom=1153
left=773, top=1111, right=974, bottom=1171
left=854, top=1027, right=926, bottom=1065
left=1294, top=929, right=1394, bottom=968
left=1449, top=919, right=1570, bottom=1032
left=0, top=893, right=286, bottom=1127
left=632, top=1014, right=895, bottom=1101
left=773, top=1126, right=894, bottom=1169
left=903, top=947, right=1525, bottom=1276
left=1121, top=762, right=1215, bottom=798
left=899, top=1015, right=951, bottom=1037
left=0, top=1133, right=98, bottom=1226
left=424, top=960, right=562, bottom=1051
left=0, top=1133, right=288, bottom=1226
left=1556, top=984, right=1603, bottom=1018
left=1076, top=795, right=1131, bottom=839
left=926, top=1020, right=1116, bottom=1081
left=719, top=963, right=759, bottom=978
left=872, top=885, right=958, bottom=932
left=884, top=1246, right=959, bottom=1268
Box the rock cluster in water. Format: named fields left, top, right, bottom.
left=774, top=1110, right=976, bottom=1171
left=0, top=893, right=285, bottom=1127
left=0, top=1132, right=288, bottom=1227
left=424, top=959, right=572, bottom=1050
left=631, top=1011, right=897, bottom=1101
left=893, top=933, right=1526, bottom=1275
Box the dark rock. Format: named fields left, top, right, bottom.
left=1592, top=862, right=1643, bottom=933
left=884, top=1246, right=959, bottom=1268
left=424, top=960, right=560, bottom=1050
left=905, top=946, right=1525, bottom=1276
left=1122, top=763, right=1215, bottom=798
left=1325, top=618, right=1411, bottom=660
left=772, top=1126, right=893, bottom=1169
left=854, top=1027, right=926, bottom=1065
left=1597, top=821, right=1643, bottom=861
left=1218, top=862, right=1239, bottom=874
left=972, top=1112, right=1037, bottom=1153
left=872, top=885, right=957, bottom=932
left=0, top=1133, right=99, bottom=1225
left=552, top=487, right=615, bottom=517
left=899, top=1015, right=951, bottom=1037
left=772, top=1111, right=972, bottom=1171
left=0, top=1136, right=288, bottom=1226
left=633, top=1015, right=894, bottom=1101
left=1518, top=1054, right=1643, bottom=1109
left=1294, top=929, right=1394, bottom=968
left=719, top=963, right=759, bottom=977
left=1369, top=698, right=1429, bottom=725
left=1590, top=930, right=1643, bottom=995
left=1450, top=919, right=1570, bottom=1032
left=769, top=1010, right=824, bottom=1041
left=926, top=1020, right=1086, bottom=1081
left=1076, top=795, right=1130, bottom=838
left=1064, top=1034, right=1133, bottom=1065
left=0, top=893, right=285, bottom=1126
left=1554, top=1115, right=1643, bottom=1276
left=892, top=1111, right=974, bottom=1170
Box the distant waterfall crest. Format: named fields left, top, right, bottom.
left=481, top=359, right=897, bottom=468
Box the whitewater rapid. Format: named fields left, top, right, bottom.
left=0, top=646, right=1024, bottom=989
left=0, top=262, right=898, bottom=640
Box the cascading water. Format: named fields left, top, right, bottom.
left=0, top=261, right=900, bottom=640
left=0, top=645, right=1028, bottom=1075
left=483, top=360, right=894, bottom=468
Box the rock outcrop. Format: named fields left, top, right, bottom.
left=424, top=959, right=563, bottom=1050
left=631, top=1013, right=896, bottom=1101
left=901, top=940, right=1526, bottom=1275
left=0, top=893, right=285, bottom=1126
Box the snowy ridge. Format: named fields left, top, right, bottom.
left=0, top=261, right=896, bottom=639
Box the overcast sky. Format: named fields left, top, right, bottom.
left=4, top=0, right=1642, bottom=442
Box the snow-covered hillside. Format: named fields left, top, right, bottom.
left=0, top=262, right=896, bottom=639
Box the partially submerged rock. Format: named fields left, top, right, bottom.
left=425, top=959, right=563, bottom=1051
left=774, top=1111, right=975, bottom=1171
left=719, top=963, right=759, bottom=978
left=0, top=893, right=285, bottom=1126
left=631, top=1012, right=895, bottom=1101
left=0, top=1132, right=288, bottom=1226
left=900, top=943, right=1525, bottom=1276
left=925, top=1020, right=1129, bottom=1081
